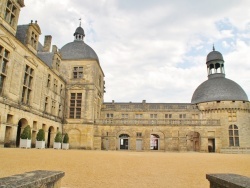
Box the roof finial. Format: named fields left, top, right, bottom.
left=79, top=18, right=81, bottom=27
left=213, top=44, right=215, bottom=51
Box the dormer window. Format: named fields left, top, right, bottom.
left=31, top=31, right=38, bottom=48
left=4, top=0, right=17, bottom=27
left=55, top=58, right=60, bottom=71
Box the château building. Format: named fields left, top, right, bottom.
left=0, top=0, right=249, bottom=153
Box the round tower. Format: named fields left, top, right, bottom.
left=191, top=47, right=250, bottom=153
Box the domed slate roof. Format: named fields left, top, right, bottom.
left=74, top=26, right=85, bottom=37
left=60, top=40, right=99, bottom=61
left=206, top=50, right=224, bottom=63
left=191, top=74, right=248, bottom=104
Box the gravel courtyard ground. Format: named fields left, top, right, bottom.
left=0, top=148, right=250, bottom=188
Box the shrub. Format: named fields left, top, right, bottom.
left=36, top=129, right=45, bottom=141
left=54, top=131, right=62, bottom=143
left=63, top=133, right=69, bottom=143
left=20, top=125, right=31, bottom=139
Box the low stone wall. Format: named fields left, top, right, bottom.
left=206, top=173, right=250, bottom=188
left=220, top=147, right=250, bottom=154
left=0, top=170, right=65, bottom=188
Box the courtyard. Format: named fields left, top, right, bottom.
left=0, top=148, right=250, bottom=188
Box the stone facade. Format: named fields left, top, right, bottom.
left=0, top=0, right=249, bottom=153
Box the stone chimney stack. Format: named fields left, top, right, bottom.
left=42, top=35, right=52, bottom=52
left=52, top=45, right=58, bottom=53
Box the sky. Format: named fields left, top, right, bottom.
left=18, top=0, right=250, bottom=103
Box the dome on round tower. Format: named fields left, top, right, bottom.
left=191, top=74, right=248, bottom=104
left=60, top=25, right=99, bottom=61
left=191, top=47, right=248, bottom=104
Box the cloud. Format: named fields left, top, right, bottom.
left=18, top=0, right=250, bottom=102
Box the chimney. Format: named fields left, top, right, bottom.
left=42, top=35, right=52, bottom=52
left=52, top=45, right=58, bottom=53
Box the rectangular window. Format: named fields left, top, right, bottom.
left=229, top=125, right=239, bottom=147
left=229, top=137, right=234, bottom=146
left=33, top=121, right=37, bottom=130
left=31, top=31, right=38, bottom=48
left=135, top=114, right=143, bottom=119
left=5, top=0, right=17, bottom=27
left=136, top=132, right=142, bottom=137
left=51, top=100, right=56, bottom=115
left=179, top=114, right=186, bottom=118
left=73, top=66, right=83, bottom=79
left=165, top=114, right=172, bottom=118
left=22, top=65, right=34, bottom=104
left=150, top=114, right=157, bottom=118
left=58, top=104, right=62, bottom=117
left=228, top=112, right=237, bottom=122
left=106, top=113, right=113, bottom=118
left=60, top=84, right=63, bottom=95
left=69, top=93, right=82, bottom=118
left=44, top=97, right=48, bottom=112
left=0, top=46, right=9, bottom=95
left=122, top=114, right=128, bottom=118
left=55, top=58, right=60, bottom=71
left=235, top=137, right=239, bottom=146
left=7, top=114, right=13, bottom=124
left=53, top=79, right=58, bottom=93
left=47, top=74, right=51, bottom=88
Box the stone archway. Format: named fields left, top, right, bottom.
left=47, top=126, right=55, bottom=148
left=16, top=118, right=28, bottom=147
left=150, top=134, right=160, bottom=150
left=119, top=134, right=130, bottom=150
left=186, top=131, right=200, bottom=152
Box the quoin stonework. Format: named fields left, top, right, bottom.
left=0, top=0, right=249, bottom=153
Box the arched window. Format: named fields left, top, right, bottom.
left=229, top=125, right=239, bottom=147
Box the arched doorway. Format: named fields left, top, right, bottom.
left=186, top=131, right=200, bottom=151
left=119, top=134, right=130, bottom=150
left=16, top=118, right=28, bottom=147
left=150, top=134, right=160, bottom=150
left=47, top=126, right=54, bottom=148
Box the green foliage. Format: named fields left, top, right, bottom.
left=36, top=129, right=45, bottom=141
left=20, top=125, right=31, bottom=139
left=63, top=133, right=69, bottom=143
left=54, top=131, right=62, bottom=143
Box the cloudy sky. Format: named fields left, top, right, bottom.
left=19, top=0, right=250, bottom=103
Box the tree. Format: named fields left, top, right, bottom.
left=36, top=129, right=45, bottom=141
left=20, top=125, right=31, bottom=139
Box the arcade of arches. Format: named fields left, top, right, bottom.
left=3, top=117, right=59, bottom=148
left=99, top=129, right=216, bottom=152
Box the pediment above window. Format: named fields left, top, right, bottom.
left=0, top=35, right=16, bottom=49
